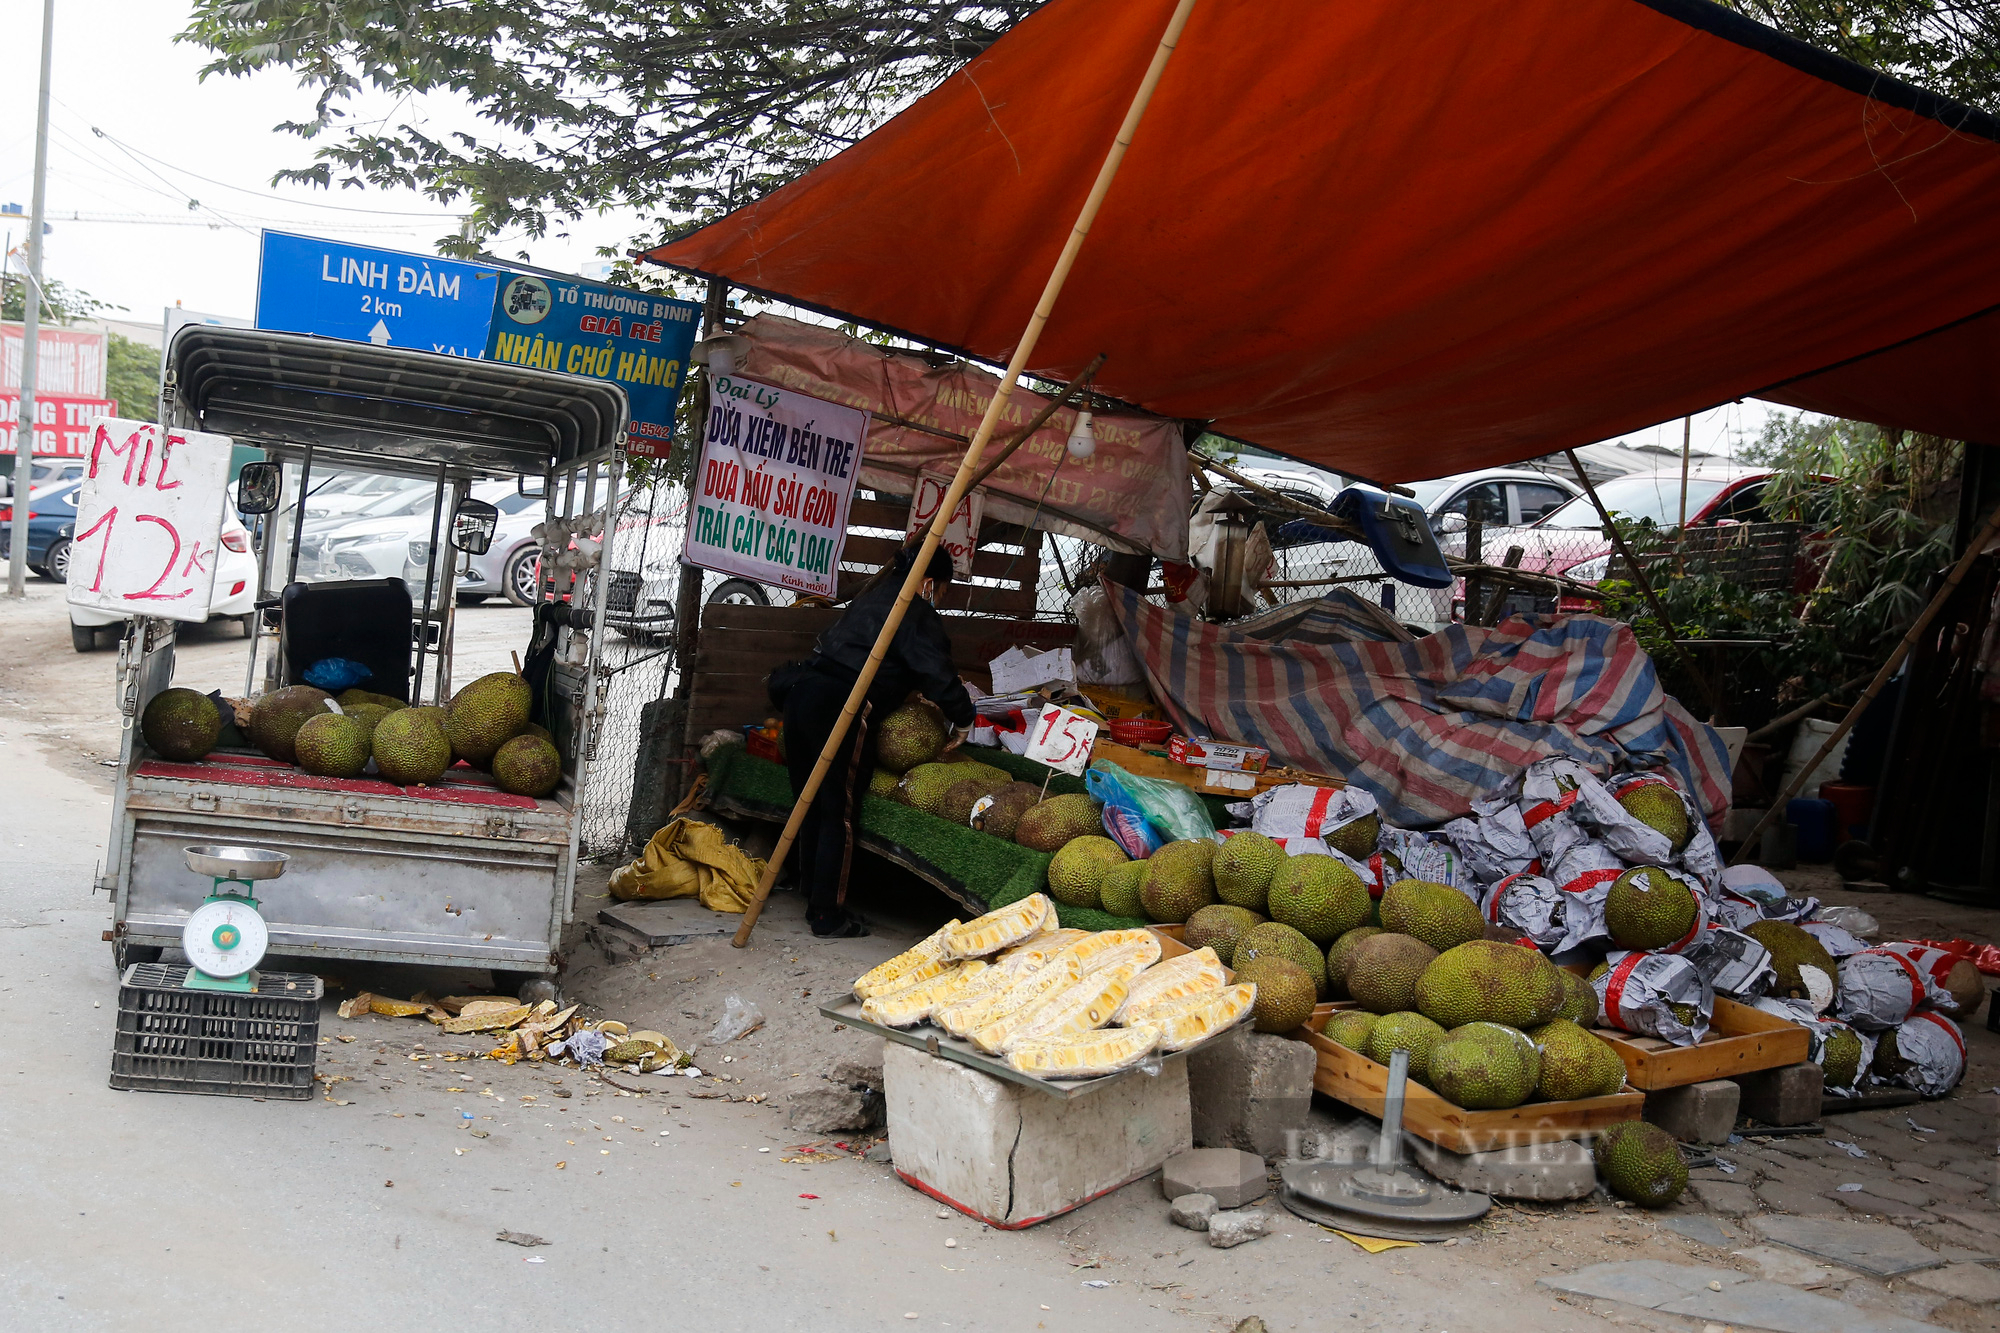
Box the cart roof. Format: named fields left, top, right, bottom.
left=166, top=326, right=629, bottom=477
left=644, top=0, right=2000, bottom=482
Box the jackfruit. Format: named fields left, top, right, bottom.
left=861, top=961, right=991, bottom=1027
left=941, top=758, right=1013, bottom=788
left=1603, top=865, right=1698, bottom=951
left=1266, top=854, right=1370, bottom=945
left=492, top=734, right=563, bottom=798
left=1743, top=920, right=1838, bottom=1006
left=1183, top=904, right=1266, bottom=966
left=248, top=685, right=334, bottom=763
left=875, top=703, right=947, bottom=773
left=1113, top=947, right=1225, bottom=1022
left=1046, top=836, right=1128, bottom=909
left=939, top=776, right=1005, bottom=826
left=293, top=712, right=371, bottom=779
left=868, top=768, right=902, bottom=799
left=1005, top=1025, right=1161, bottom=1078
left=1553, top=969, right=1600, bottom=1027
left=523, top=722, right=554, bottom=744
left=343, top=702, right=392, bottom=742
left=1139, top=839, right=1219, bottom=923
left=1379, top=879, right=1485, bottom=952
left=891, top=762, right=955, bottom=815
left=1325, top=926, right=1384, bottom=1000
left=1616, top=780, right=1692, bottom=854
left=1344, top=933, right=1438, bottom=1014
left=1061, top=928, right=1160, bottom=977
left=1939, top=959, right=1987, bottom=1020
left=1322, top=1009, right=1379, bottom=1052
left=1235, top=921, right=1329, bottom=996
left=972, top=781, right=1041, bottom=839
left=1326, top=811, right=1381, bottom=860
left=1454, top=1021, right=1543, bottom=1090
left=371, top=707, right=454, bottom=786
left=944, top=893, right=1055, bottom=959
left=1233, top=955, right=1316, bottom=1033
left=853, top=920, right=960, bottom=999
left=338, top=688, right=407, bottom=712
left=1820, top=1023, right=1864, bottom=1089
left=1593, top=1121, right=1688, bottom=1207
left=1412, top=939, right=1566, bottom=1031
left=1427, top=1022, right=1537, bottom=1110
left=1528, top=1019, right=1628, bottom=1100
left=140, top=687, right=221, bottom=761
left=1127, top=983, right=1256, bottom=1051
left=1364, top=1011, right=1448, bottom=1085
left=1214, top=832, right=1287, bottom=911
left=1097, top=860, right=1148, bottom=919
left=1014, top=792, right=1106, bottom=854
left=444, top=671, right=532, bottom=763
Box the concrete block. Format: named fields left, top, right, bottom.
left=1734, top=1062, right=1824, bottom=1126
left=1748, top=1215, right=1944, bottom=1276
left=1169, top=1193, right=1217, bottom=1231
left=1406, top=1135, right=1598, bottom=1201
left=880, top=1042, right=1191, bottom=1229
left=1206, top=1209, right=1273, bottom=1248
left=1185, top=1025, right=1315, bottom=1158
left=1756, top=1181, right=1842, bottom=1215
left=1543, top=1259, right=1941, bottom=1332
left=1161, top=1147, right=1267, bottom=1208
left=1907, top=1262, right=2000, bottom=1304
left=787, top=1085, right=881, bottom=1133
left=1643, top=1079, right=1741, bottom=1144
left=1687, top=1180, right=1760, bottom=1216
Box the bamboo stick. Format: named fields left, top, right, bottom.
left=732, top=0, right=1204, bottom=946
left=1742, top=674, right=1869, bottom=745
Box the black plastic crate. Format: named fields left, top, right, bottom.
left=110, top=963, right=323, bottom=1100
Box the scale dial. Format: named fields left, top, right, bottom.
left=182, top=899, right=269, bottom=978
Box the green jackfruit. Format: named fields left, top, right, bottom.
left=1603, top=866, right=1698, bottom=951
left=1098, top=860, right=1150, bottom=919
left=140, top=688, right=221, bottom=761
left=1412, top=940, right=1566, bottom=1031
left=1528, top=1019, right=1627, bottom=1100
left=938, top=776, right=1004, bottom=826
left=338, top=688, right=407, bottom=712
left=1326, top=811, right=1381, bottom=860
left=1379, top=879, right=1486, bottom=952
left=875, top=704, right=946, bottom=773
left=1139, top=839, right=1218, bottom=923
left=293, top=712, right=371, bottom=779
left=1364, top=1011, right=1447, bottom=1085
left=1427, top=1022, right=1537, bottom=1110
left=1266, top=854, right=1370, bottom=945
left=868, top=768, right=902, bottom=799
left=1743, top=920, right=1837, bottom=1005
left=972, top=781, right=1041, bottom=839
left=1616, top=781, right=1691, bottom=854
left=1325, top=926, right=1384, bottom=1000
left=1014, top=792, right=1105, bottom=854
left=342, top=702, right=392, bottom=742
left=248, top=685, right=334, bottom=763
left=1234, top=955, right=1317, bottom=1033
left=523, top=722, right=554, bottom=744
left=1214, top=832, right=1286, bottom=911
left=1457, top=1021, right=1543, bottom=1088
left=1593, top=1121, right=1688, bottom=1207
left=941, top=758, right=1012, bottom=788
left=371, top=707, right=453, bottom=786
left=897, top=762, right=964, bottom=817
left=1553, top=969, right=1600, bottom=1027
left=492, top=734, right=562, bottom=797
left=1236, top=921, right=1329, bottom=996
left=1344, top=933, right=1438, bottom=1015
left=443, top=671, right=532, bottom=763
left=1820, top=1024, right=1864, bottom=1089
left=1183, top=903, right=1266, bottom=965
left=1323, top=1009, right=1378, bottom=1052
left=1046, top=835, right=1128, bottom=909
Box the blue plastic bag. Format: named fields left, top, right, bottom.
left=302, top=657, right=374, bottom=691
left=1086, top=761, right=1220, bottom=851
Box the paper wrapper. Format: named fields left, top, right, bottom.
left=1751, top=998, right=1875, bottom=1095
left=1759, top=896, right=1822, bottom=924
left=1480, top=872, right=1565, bottom=952
left=1513, top=757, right=1605, bottom=864
left=1377, top=826, right=1473, bottom=893
left=1602, top=772, right=1722, bottom=886
left=1680, top=926, right=1775, bottom=998
left=1876, top=1011, right=1966, bottom=1098
left=1594, top=950, right=1714, bottom=1046
left=1720, top=864, right=1788, bottom=903
left=1548, top=841, right=1625, bottom=954
left=1800, top=921, right=1870, bottom=959
left=1440, top=800, right=1539, bottom=885
left=1710, top=890, right=1768, bottom=932
left=1242, top=784, right=1379, bottom=852
left=1835, top=946, right=1955, bottom=1031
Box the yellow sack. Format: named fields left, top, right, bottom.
left=607, top=818, right=765, bottom=913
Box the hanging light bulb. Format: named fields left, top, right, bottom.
left=1065, top=410, right=1096, bottom=460
left=696, top=333, right=750, bottom=379
left=708, top=342, right=737, bottom=378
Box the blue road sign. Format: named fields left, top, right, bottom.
left=255, top=231, right=503, bottom=357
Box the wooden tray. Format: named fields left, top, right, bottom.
left=1092, top=740, right=1342, bottom=798
left=1286, top=1025, right=1643, bottom=1153
left=1591, top=996, right=1811, bottom=1090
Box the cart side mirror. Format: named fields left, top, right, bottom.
left=518, top=475, right=547, bottom=500
left=237, top=461, right=281, bottom=515
left=1434, top=511, right=1469, bottom=536
left=452, top=496, right=501, bottom=555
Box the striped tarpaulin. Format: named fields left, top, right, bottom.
left=1106, top=584, right=1731, bottom=827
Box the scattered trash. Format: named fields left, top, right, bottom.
left=707, top=995, right=766, bottom=1044
left=945, top=1239, right=958, bottom=1249
left=1837, top=1183, right=1866, bottom=1192
left=799, top=1194, right=818, bottom=1200
left=1830, top=1140, right=1868, bottom=1158
left=1706, top=1280, right=1723, bottom=1292
left=1715, top=1160, right=1737, bottom=1175
left=1906, top=1117, right=1937, bottom=1133
left=524, top=1256, right=545, bottom=1264
left=1083, top=1280, right=1112, bottom=1289
left=496, top=1231, right=547, bottom=1247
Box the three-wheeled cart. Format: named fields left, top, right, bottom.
left=101, top=326, right=630, bottom=1000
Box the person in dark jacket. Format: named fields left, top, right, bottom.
left=779, top=545, right=975, bottom=936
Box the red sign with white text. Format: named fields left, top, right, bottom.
left=1, top=393, right=120, bottom=457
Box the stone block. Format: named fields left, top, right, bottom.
left=1161, top=1148, right=1267, bottom=1208
left=831, top=1045, right=886, bottom=1091
left=1643, top=1080, right=1741, bottom=1144
left=1207, top=1209, right=1273, bottom=1249
left=1660, top=1215, right=1740, bottom=1248
left=1169, top=1193, right=1217, bottom=1231
left=1688, top=1180, right=1760, bottom=1216
left=1748, top=1215, right=1945, bottom=1276
left=1733, top=1063, right=1824, bottom=1126
left=1406, top=1136, right=1597, bottom=1201
left=1541, top=1259, right=1943, bottom=1332
left=1757, top=1181, right=1843, bottom=1215
left=880, top=1042, right=1191, bottom=1229
left=1833, top=1190, right=1931, bottom=1221
left=1907, top=1262, right=2000, bottom=1304
left=1186, top=1026, right=1315, bottom=1158
left=787, top=1085, right=881, bottom=1133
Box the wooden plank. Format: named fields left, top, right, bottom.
left=1092, top=739, right=1343, bottom=799
left=838, top=535, right=1041, bottom=584
left=1591, top=996, right=1812, bottom=1090
left=701, top=603, right=841, bottom=633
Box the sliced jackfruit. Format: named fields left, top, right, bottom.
left=972, top=971, right=1130, bottom=1054
left=1129, top=983, right=1258, bottom=1051
left=860, top=961, right=991, bottom=1027
left=1005, top=1026, right=1162, bottom=1079
left=1113, top=948, right=1227, bottom=1024
left=945, top=894, right=1055, bottom=959
left=933, top=952, right=1084, bottom=1038
left=853, top=919, right=962, bottom=1000
left=1063, top=929, right=1163, bottom=979
left=995, top=928, right=1091, bottom=974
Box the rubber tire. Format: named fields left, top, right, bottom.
left=457, top=593, right=490, bottom=606
left=70, top=620, right=100, bottom=652
left=707, top=577, right=769, bottom=607
left=240, top=613, right=257, bottom=639
left=43, top=537, right=70, bottom=583
left=502, top=545, right=541, bottom=607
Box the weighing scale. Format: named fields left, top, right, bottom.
left=1278, top=1049, right=1492, bottom=1241
left=179, top=845, right=290, bottom=992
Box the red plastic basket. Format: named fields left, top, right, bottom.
left=1107, top=718, right=1174, bottom=747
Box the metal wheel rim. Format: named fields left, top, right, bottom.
left=49, top=540, right=69, bottom=582
left=508, top=549, right=540, bottom=603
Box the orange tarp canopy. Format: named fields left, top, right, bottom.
left=646, top=0, right=2000, bottom=482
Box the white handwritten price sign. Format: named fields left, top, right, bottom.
left=65, top=417, right=233, bottom=622
left=1024, top=703, right=1099, bottom=777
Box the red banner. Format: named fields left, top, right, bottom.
left=1, top=324, right=108, bottom=396
left=1, top=393, right=120, bottom=457
left=736, top=314, right=1187, bottom=559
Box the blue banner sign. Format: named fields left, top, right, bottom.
left=254, top=231, right=503, bottom=357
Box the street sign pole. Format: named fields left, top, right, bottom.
left=8, top=0, right=54, bottom=598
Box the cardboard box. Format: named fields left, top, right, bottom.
left=1167, top=735, right=1270, bottom=774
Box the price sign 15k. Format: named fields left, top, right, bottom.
left=66, top=418, right=234, bottom=623
left=1023, top=704, right=1099, bottom=777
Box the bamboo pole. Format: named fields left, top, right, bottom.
left=1742, top=673, right=1869, bottom=745
left=732, top=0, right=1203, bottom=947
left=1728, top=500, right=2000, bottom=866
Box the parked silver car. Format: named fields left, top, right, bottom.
left=401, top=483, right=548, bottom=605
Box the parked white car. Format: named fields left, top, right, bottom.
left=401, top=484, right=548, bottom=606
left=68, top=501, right=259, bottom=651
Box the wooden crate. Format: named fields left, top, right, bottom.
left=1092, top=740, right=1342, bottom=798
left=1286, top=1025, right=1643, bottom=1154
left=1591, top=996, right=1810, bottom=1091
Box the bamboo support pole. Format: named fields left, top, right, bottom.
left=732, top=0, right=1203, bottom=946
left=1728, top=500, right=2000, bottom=866
left=1742, top=673, right=1870, bottom=745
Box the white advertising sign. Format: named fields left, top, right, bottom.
left=685, top=375, right=868, bottom=599
left=1024, top=703, right=1100, bottom=777
left=65, top=417, right=234, bottom=623
left=905, top=469, right=985, bottom=579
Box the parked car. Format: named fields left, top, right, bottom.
left=67, top=497, right=260, bottom=651
left=1, top=456, right=87, bottom=499
left=299, top=470, right=425, bottom=522
left=295, top=483, right=462, bottom=582
left=0, top=477, right=84, bottom=578
left=401, top=483, right=549, bottom=606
